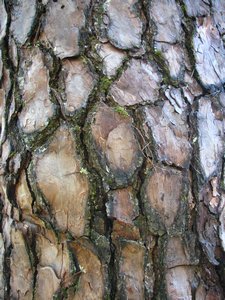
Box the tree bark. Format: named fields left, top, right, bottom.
left=0, top=0, right=225, bottom=299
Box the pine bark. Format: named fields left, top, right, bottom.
left=0, top=0, right=225, bottom=299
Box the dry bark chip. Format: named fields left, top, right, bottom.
left=142, top=166, right=185, bottom=233
left=69, top=238, right=105, bottom=299
left=0, top=0, right=8, bottom=42
left=143, top=101, right=191, bottom=168
left=166, top=266, right=195, bottom=299
left=149, top=0, right=182, bottom=44
left=193, top=16, right=225, bottom=89
left=35, top=266, right=60, bottom=300
left=115, top=240, right=145, bottom=299
left=36, top=230, right=71, bottom=281
left=1, top=0, right=225, bottom=297
left=104, top=0, right=145, bottom=50
left=165, top=237, right=192, bottom=269
left=96, top=43, right=126, bottom=77
left=24, top=227, right=74, bottom=299
left=149, top=0, right=185, bottom=80
left=106, top=187, right=139, bottom=224
left=41, top=0, right=90, bottom=59
left=154, top=42, right=185, bottom=80
left=34, top=125, right=89, bottom=237
left=197, top=201, right=221, bottom=266
left=182, top=72, right=203, bottom=104
left=197, top=97, right=224, bottom=180
left=60, top=59, right=95, bottom=115
left=16, top=170, right=33, bottom=216
left=110, top=59, right=162, bottom=106
left=183, top=0, right=210, bottom=17
left=219, top=197, right=225, bottom=252
left=212, top=0, right=225, bottom=36
left=88, top=103, right=143, bottom=187
left=10, top=228, right=33, bottom=300
left=10, top=0, right=36, bottom=44
left=18, top=48, right=55, bottom=134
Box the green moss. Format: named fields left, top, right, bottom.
left=180, top=3, right=187, bottom=16
left=221, top=175, right=225, bottom=191
left=79, top=167, right=89, bottom=175
left=99, top=76, right=112, bottom=93
left=26, top=41, right=33, bottom=49
left=95, top=2, right=105, bottom=27
left=34, top=40, right=42, bottom=48
left=53, top=287, right=68, bottom=300
left=22, top=114, right=60, bottom=151
left=80, top=55, right=88, bottom=65
left=152, top=49, right=179, bottom=87
left=114, top=105, right=129, bottom=117
left=154, top=49, right=164, bottom=60
left=115, top=57, right=129, bottom=78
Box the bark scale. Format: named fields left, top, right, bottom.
left=0, top=0, right=224, bottom=299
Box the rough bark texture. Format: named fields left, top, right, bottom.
left=0, top=0, right=225, bottom=299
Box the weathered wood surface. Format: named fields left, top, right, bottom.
left=0, top=0, right=225, bottom=299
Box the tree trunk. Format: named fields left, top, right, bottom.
left=0, top=0, right=225, bottom=299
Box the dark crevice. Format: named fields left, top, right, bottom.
left=108, top=220, right=117, bottom=300
left=3, top=244, right=12, bottom=299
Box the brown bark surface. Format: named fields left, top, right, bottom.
left=0, top=0, right=225, bottom=299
